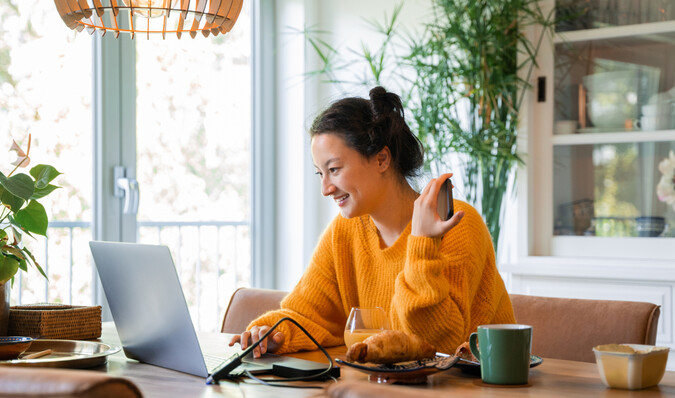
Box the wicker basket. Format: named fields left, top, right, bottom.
left=8, top=304, right=102, bottom=340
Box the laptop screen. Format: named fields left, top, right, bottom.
left=90, top=241, right=211, bottom=377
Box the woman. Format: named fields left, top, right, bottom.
left=230, top=86, right=515, bottom=357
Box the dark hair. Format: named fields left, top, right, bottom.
left=309, top=86, right=424, bottom=178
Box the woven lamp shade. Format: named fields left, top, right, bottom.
left=54, top=0, right=244, bottom=39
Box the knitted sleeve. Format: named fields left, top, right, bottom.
left=246, top=218, right=347, bottom=354
left=390, top=200, right=515, bottom=353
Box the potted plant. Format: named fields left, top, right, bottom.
left=305, top=0, right=553, bottom=256
left=0, top=135, right=61, bottom=334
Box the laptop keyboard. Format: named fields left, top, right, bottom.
left=204, top=352, right=276, bottom=376
left=204, top=354, right=228, bottom=372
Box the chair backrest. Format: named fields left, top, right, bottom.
left=510, top=294, right=660, bottom=363
left=221, top=287, right=288, bottom=334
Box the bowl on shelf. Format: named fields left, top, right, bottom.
left=582, top=61, right=660, bottom=131
left=555, top=120, right=578, bottom=135
left=0, top=336, right=34, bottom=360
left=636, top=216, right=665, bottom=237
left=593, top=344, right=669, bottom=390
left=583, top=71, right=641, bottom=130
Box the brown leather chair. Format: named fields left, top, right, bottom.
left=510, top=294, right=661, bottom=363
left=221, top=287, right=288, bottom=333
left=0, top=367, right=142, bottom=398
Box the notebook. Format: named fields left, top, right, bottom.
left=89, top=241, right=275, bottom=377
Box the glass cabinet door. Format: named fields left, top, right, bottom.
left=552, top=1, right=675, bottom=239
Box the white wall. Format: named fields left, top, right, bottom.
left=272, top=0, right=432, bottom=290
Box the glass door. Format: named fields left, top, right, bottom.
left=133, top=3, right=252, bottom=332
left=550, top=1, right=675, bottom=253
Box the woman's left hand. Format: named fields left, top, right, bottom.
left=411, top=173, right=464, bottom=238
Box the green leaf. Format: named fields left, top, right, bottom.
left=14, top=200, right=48, bottom=236
left=18, top=258, right=27, bottom=272
left=0, top=186, right=25, bottom=213
left=31, top=184, right=60, bottom=200
left=2, top=246, right=26, bottom=261
left=0, top=254, right=19, bottom=284
left=0, top=172, right=34, bottom=201
left=0, top=230, right=6, bottom=243
left=23, top=247, right=47, bottom=280
left=30, top=164, right=62, bottom=189
left=10, top=224, right=23, bottom=244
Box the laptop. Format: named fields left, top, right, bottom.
left=89, top=241, right=277, bottom=378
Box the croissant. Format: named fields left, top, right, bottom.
left=454, top=341, right=478, bottom=362
left=346, top=330, right=436, bottom=364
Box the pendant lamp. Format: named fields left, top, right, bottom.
left=54, top=0, right=244, bottom=39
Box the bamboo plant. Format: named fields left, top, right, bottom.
left=305, top=0, right=553, bottom=255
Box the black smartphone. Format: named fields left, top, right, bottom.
left=437, top=178, right=454, bottom=221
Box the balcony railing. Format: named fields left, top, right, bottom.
left=12, top=220, right=250, bottom=332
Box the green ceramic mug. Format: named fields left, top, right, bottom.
left=469, top=324, right=532, bottom=385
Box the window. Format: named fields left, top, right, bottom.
left=0, top=0, right=93, bottom=305
left=1, top=1, right=254, bottom=332
left=134, top=4, right=252, bottom=331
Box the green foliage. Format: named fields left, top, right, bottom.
left=405, top=0, right=554, bottom=254
left=1, top=142, right=60, bottom=284
left=304, top=0, right=553, bottom=255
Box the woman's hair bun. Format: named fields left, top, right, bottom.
left=369, top=86, right=404, bottom=120
left=369, top=86, right=388, bottom=101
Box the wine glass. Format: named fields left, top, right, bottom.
left=344, top=307, right=390, bottom=347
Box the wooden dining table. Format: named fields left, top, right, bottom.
left=97, top=323, right=675, bottom=397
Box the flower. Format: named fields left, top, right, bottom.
left=0, top=135, right=61, bottom=284
left=9, top=140, right=30, bottom=168
left=656, top=150, right=675, bottom=210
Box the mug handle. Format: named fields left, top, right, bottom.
left=469, top=332, right=480, bottom=361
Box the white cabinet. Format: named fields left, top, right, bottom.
left=508, top=0, right=675, bottom=368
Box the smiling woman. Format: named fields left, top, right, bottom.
left=229, top=87, right=515, bottom=358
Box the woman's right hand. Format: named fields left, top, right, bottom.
left=228, top=325, right=286, bottom=358
left=411, top=173, right=464, bottom=238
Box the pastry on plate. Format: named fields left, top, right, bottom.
left=454, top=341, right=478, bottom=362
left=346, top=330, right=436, bottom=364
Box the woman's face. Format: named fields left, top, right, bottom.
left=311, top=133, right=384, bottom=219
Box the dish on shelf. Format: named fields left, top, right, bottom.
left=555, top=120, right=578, bottom=135
left=335, top=353, right=459, bottom=384
left=0, top=339, right=120, bottom=369
left=582, top=59, right=660, bottom=131
left=455, top=355, right=543, bottom=376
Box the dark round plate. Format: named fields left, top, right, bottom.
left=336, top=353, right=459, bottom=384
left=455, top=355, right=543, bottom=375
left=0, top=337, right=34, bottom=360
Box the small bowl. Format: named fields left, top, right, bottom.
left=594, top=344, right=669, bottom=390
left=636, top=216, right=666, bottom=237
left=555, top=120, right=578, bottom=135
left=0, top=336, right=34, bottom=360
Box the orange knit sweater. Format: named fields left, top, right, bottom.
left=249, top=200, right=515, bottom=354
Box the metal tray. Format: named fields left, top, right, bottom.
left=0, top=339, right=120, bottom=369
